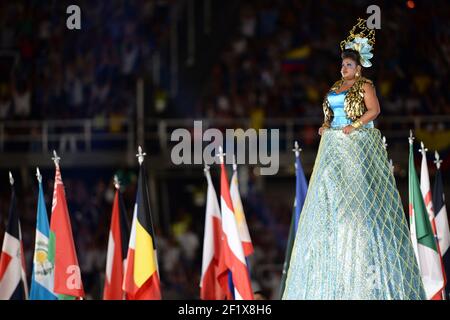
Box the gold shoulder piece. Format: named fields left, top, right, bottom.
left=330, top=79, right=343, bottom=92
left=344, top=77, right=368, bottom=120
left=322, top=94, right=333, bottom=128
left=362, top=77, right=374, bottom=86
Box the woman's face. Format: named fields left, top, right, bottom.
left=341, top=58, right=360, bottom=80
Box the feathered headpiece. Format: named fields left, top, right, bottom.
left=340, top=18, right=376, bottom=68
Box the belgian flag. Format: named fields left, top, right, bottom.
left=123, top=162, right=161, bottom=299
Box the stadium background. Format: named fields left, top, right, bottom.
left=0, top=0, right=449, bottom=299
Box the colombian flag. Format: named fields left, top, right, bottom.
left=281, top=45, right=311, bottom=73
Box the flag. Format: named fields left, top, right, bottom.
left=29, top=172, right=57, bottom=300
left=409, top=139, right=444, bottom=300
left=217, top=157, right=253, bottom=300
left=103, top=182, right=130, bottom=300
left=49, top=163, right=84, bottom=299
left=419, top=143, right=446, bottom=299
left=281, top=46, right=311, bottom=73
left=278, top=144, right=308, bottom=298
left=433, top=152, right=450, bottom=299
left=230, top=165, right=253, bottom=257
left=200, top=167, right=226, bottom=300
left=0, top=177, right=28, bottom=300
left=123, top=163, right=161, bottom=299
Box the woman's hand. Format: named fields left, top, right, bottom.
left=342, top=125, right=355, bottom=135
left=318, top=126, right=326, bottom=136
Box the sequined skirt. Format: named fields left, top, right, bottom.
left=282, top=128, right=426, bottom=300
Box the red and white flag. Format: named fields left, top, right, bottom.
left=200, top=166, right=226, bottom=300
left=419, top=142, right=445, bottom=299
left=216, top=148, right=253, bottom=300
left=50, top=161, right=85, bottom=299
left=0, top=176, right=28, bottom=300
left=103, top=180, right=130, bottom=300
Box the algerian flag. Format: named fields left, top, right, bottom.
left=409, top=139, right=444, bottom=299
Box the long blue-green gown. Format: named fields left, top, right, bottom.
left=282, top=90, right=426, bottom=300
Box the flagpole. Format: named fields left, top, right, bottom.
left=114, top=174, right=120, bottom=190
left=278, top=141, right=303, bottom=299
left=52, top=150, right=61, bottom=167
left=136, top=145, right=146, bottom=166
left=217, top=145, right=225, bottom=165
left=434, top=151, right=442, bottom=170
left=36, top=167, right=42, bottom=184
left=409, top=130, right=415, bottom=145
left=433, top=151, right=447, bottom=301
left=9, top=171, right=14, bottom=186
left=293, top=141, right=301, bottom=158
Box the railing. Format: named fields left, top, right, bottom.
left=0, top=118, right=134, bottom=154
left=0, top=115, right=449, bottom=156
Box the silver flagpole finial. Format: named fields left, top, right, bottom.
left=216, top=146, right=225, bottom=165
left=52, top=150, right=61, bottom=166
left=9, top=171, right=14, bottom=186
left=382, top=136, right=388, bottom=150
left=232, top=154, right=237, bottom=172
left=136, top=145, right=146, bottom=165
left=204, top=164, right=210, bottom=173
left=419, top=141, right=428, bottom=154
left=114, top=175, right=120, bottom=190
left=434, top=151, right=443, bottom=169
left=292, top=141, right=302, bottom=157
left=408, top=130, right=415, bottom=145
left=36, top=167, right=42, bottom=183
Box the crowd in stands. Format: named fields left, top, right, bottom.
left=198, top=1, right=450, bottom=140
left=0, top=1, right=171, bottom=122
left=0, top=0, right=449, bottom=300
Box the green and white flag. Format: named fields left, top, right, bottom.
left=409, top=136, right=444, bottom=299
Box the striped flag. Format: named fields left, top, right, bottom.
left=433, top=151, right=450, bottom=299
left=0, top=173, right=28, bottom=300
left=230, top=160, right=253, bottom=257
left=103, top=178, right=130, bottom=300
left=123, top=150, right=161, bottom=300
left=419, top=142, right=446, bottom=299
left=279, top=141, right=308, bottom=298
left=49, top=158, right=84, bottom=299
left=216, top=148, right=253, bottom=300
left=200, top=166, right=226, bottom=300
left=409, top=136, right=444, bottom=300
left=29, top=169, right=57, bottom=300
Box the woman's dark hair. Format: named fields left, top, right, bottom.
left=341, top=49, right=361, bottom=66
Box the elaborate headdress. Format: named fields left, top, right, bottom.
left=340, top=18, right=375, bottom=68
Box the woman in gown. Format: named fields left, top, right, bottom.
left=282, top=19, right=426, bottom=300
